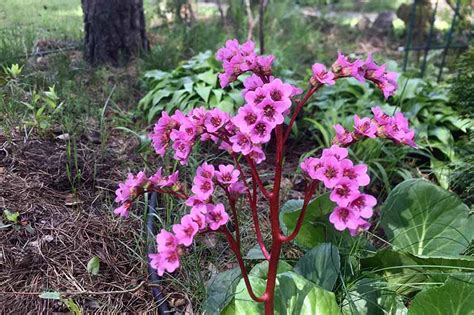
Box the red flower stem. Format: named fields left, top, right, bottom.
left=222, top=228, right=268, bottom=303
left=245, top=155, right=271, bottom=200
left=223, top=189, right=241, bottom=249
left=283, top=86, right=318, bottom=143
left=263, top=125, right=285, bottom=314
left=279, top=181, right=318, bottom=242
left=232, top=153, right=270, bottom=260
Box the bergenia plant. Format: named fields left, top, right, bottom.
left=114, top=39, right=415, bottom=314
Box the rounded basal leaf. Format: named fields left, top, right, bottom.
left=294, top=243, right=340, bottom=291
left=249, top=260, right=293, bottom=279
left=234, top=271, right=341, bottom=315
left=342, top=278, right=408, bottom=315
left=279, top=193, right=340, bottom=249
left=408, top=276, right=474, bottom=315
left=361, top=249, right=474, bottom=295
left=380, top=179, right=473, bottom=256
left=204, top=268, right=241, bottom=314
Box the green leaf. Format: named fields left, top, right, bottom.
left=245, top=244, right=267, bottom=260
left=197, top=70, right=217, bottom=86
left=342, top=278, right=407, bottom=315
left=87, top=256, right=100, bottom=275
left=360, top=249, right=474, bottom=295
left=294, top=243, right=340, bottom=290
left=39, top=291, right=61, bottom=299
left=234, top=271, right=341, bottom=315
left=152, top=89, right=172, bottom=105
left=204, top=268, right=241, bottom=315
left=249, top=260, right=293, bottom=279
left=63, top=298, right=81, bottom=315
left=216, top=100, right=235, bottom=113
left=408, top=276, right=474, bottom=315
left=195, top=86, right=212, bottom=103
left=144, top=70, right=170, bottom=81
left=3, top=209, right=19, bottom=223
left=279, top=193, right=341, bottom=249
left=148, top=104, right=165, bottom=122
left=213, top=89, right=224, bottom=103
left=380, top=179, right=473, bottom=256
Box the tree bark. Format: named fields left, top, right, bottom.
left=81, top=0, right=148, bottom=66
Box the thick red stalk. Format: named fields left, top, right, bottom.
left=246, top=155, right=271, bottom=200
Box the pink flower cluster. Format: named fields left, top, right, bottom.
left=150, top=161, right=247, bottom=275
left=149, top=81, right=300, bottom=166
left=216, top=39, right=274, bottom=87
left=114, top=169, right=179, bottom=217
left=333, top=106, right=416, bottom=147
left=301, top=145, right=375, bottom=235
left=311, top=52, right=398, bottom=99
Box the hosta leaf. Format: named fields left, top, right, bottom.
left=380, top=179, right=472, bottom=256
left=197, top=69, right=217, bottom=86
left=294, top=243, right=340, bottom=290
left=195, top=85, right=212, bottom=103
left=249, top=260, right=293, bottom=279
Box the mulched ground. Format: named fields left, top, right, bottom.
left=0, top=130, right=170, bottom=313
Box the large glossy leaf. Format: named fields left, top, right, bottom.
left=361, top=249, right=474, bottom=295
left=234, top=271, right=341, bottom=315
left=342, top=278, right=407, bottom=315
left=380, top=179, right=473, bottom=256
left=249, top=260, right=293, bottom=279
left=204, top=268, right=241, bottom=315
left=408, top=275, right=474, bottom=315
left=280, top=193, right=345, bottom=249
left=294, top=243, right=340, bottom=290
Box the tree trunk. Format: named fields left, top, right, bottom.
left=81, top=0, right=148, bottom=66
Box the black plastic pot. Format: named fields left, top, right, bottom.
left=146, top=192, right=171, bottom=314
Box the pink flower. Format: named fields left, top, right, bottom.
left=339, top=159, right=370, bottom=186
left=354, top=114, right=377, bottom=138
left=229, top=132, right=253, bottom=155
left=190, top=207, right=207, bottom=230
left=261, top=79, right=293, bottom=111
left=248, top=146, right=266, bottom=164
left=114, top=203, right=130, bottom=217
left=150, top=168, right=179, bottom=188
left=185, top=196, right=208, bottom=213
left=250, top=120, right=272, bottom=144
left=329, top=206, right=360, bottom=231
left=191, top=176, right=214, bottom=200
left=206, top=203, right=229, bottom=230
left=332, top=51, right=365, bottom=82
left=245, top=86, right=268, bottom=106
left=216, top=39, right=240, bottom=62
left=257, top=99, right=285, bottom=127
left=115, top=171, right=147, bottom=203
left=348, top=218, right=371, bottom=236
left=255, top=55, right=274, bottom=75
left=172, top=140, right=192, bottom=165
left=205, top=108, right=229, bottom=133
left=315, top=156, right=343, bottom=188
left=233, top=104, right=262, bottom=133
left=216, top=164, right=240, bottom=185
left=371, top=106, right=391, bottom=126
left=243, top=74, right=264, bottom=94
left=311, top=63, right=336, bottom=85
left=333, top=124, right=353, bottom=145
left=156, top=229, right=178, bottom=253
left=228, top=181, right=247, bottom=197
left=150, top=112, right=177, bottom=156
left=301, top=157, right=323, bottom=180
left=322, top=145, right=349, bottom=160
left=197, top=162, right=215, bottom=179
left=330, top=177, right=360, bottom=207
left=173, top=215, right=199, bottom=247
left=349, top=193, right=376, bottom=219
left=385, top=112, right=416, bottom=147
left=150, top=250, right=180, bottom=276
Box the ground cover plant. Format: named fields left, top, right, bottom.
left=111, top=39, right=473, bottom=314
